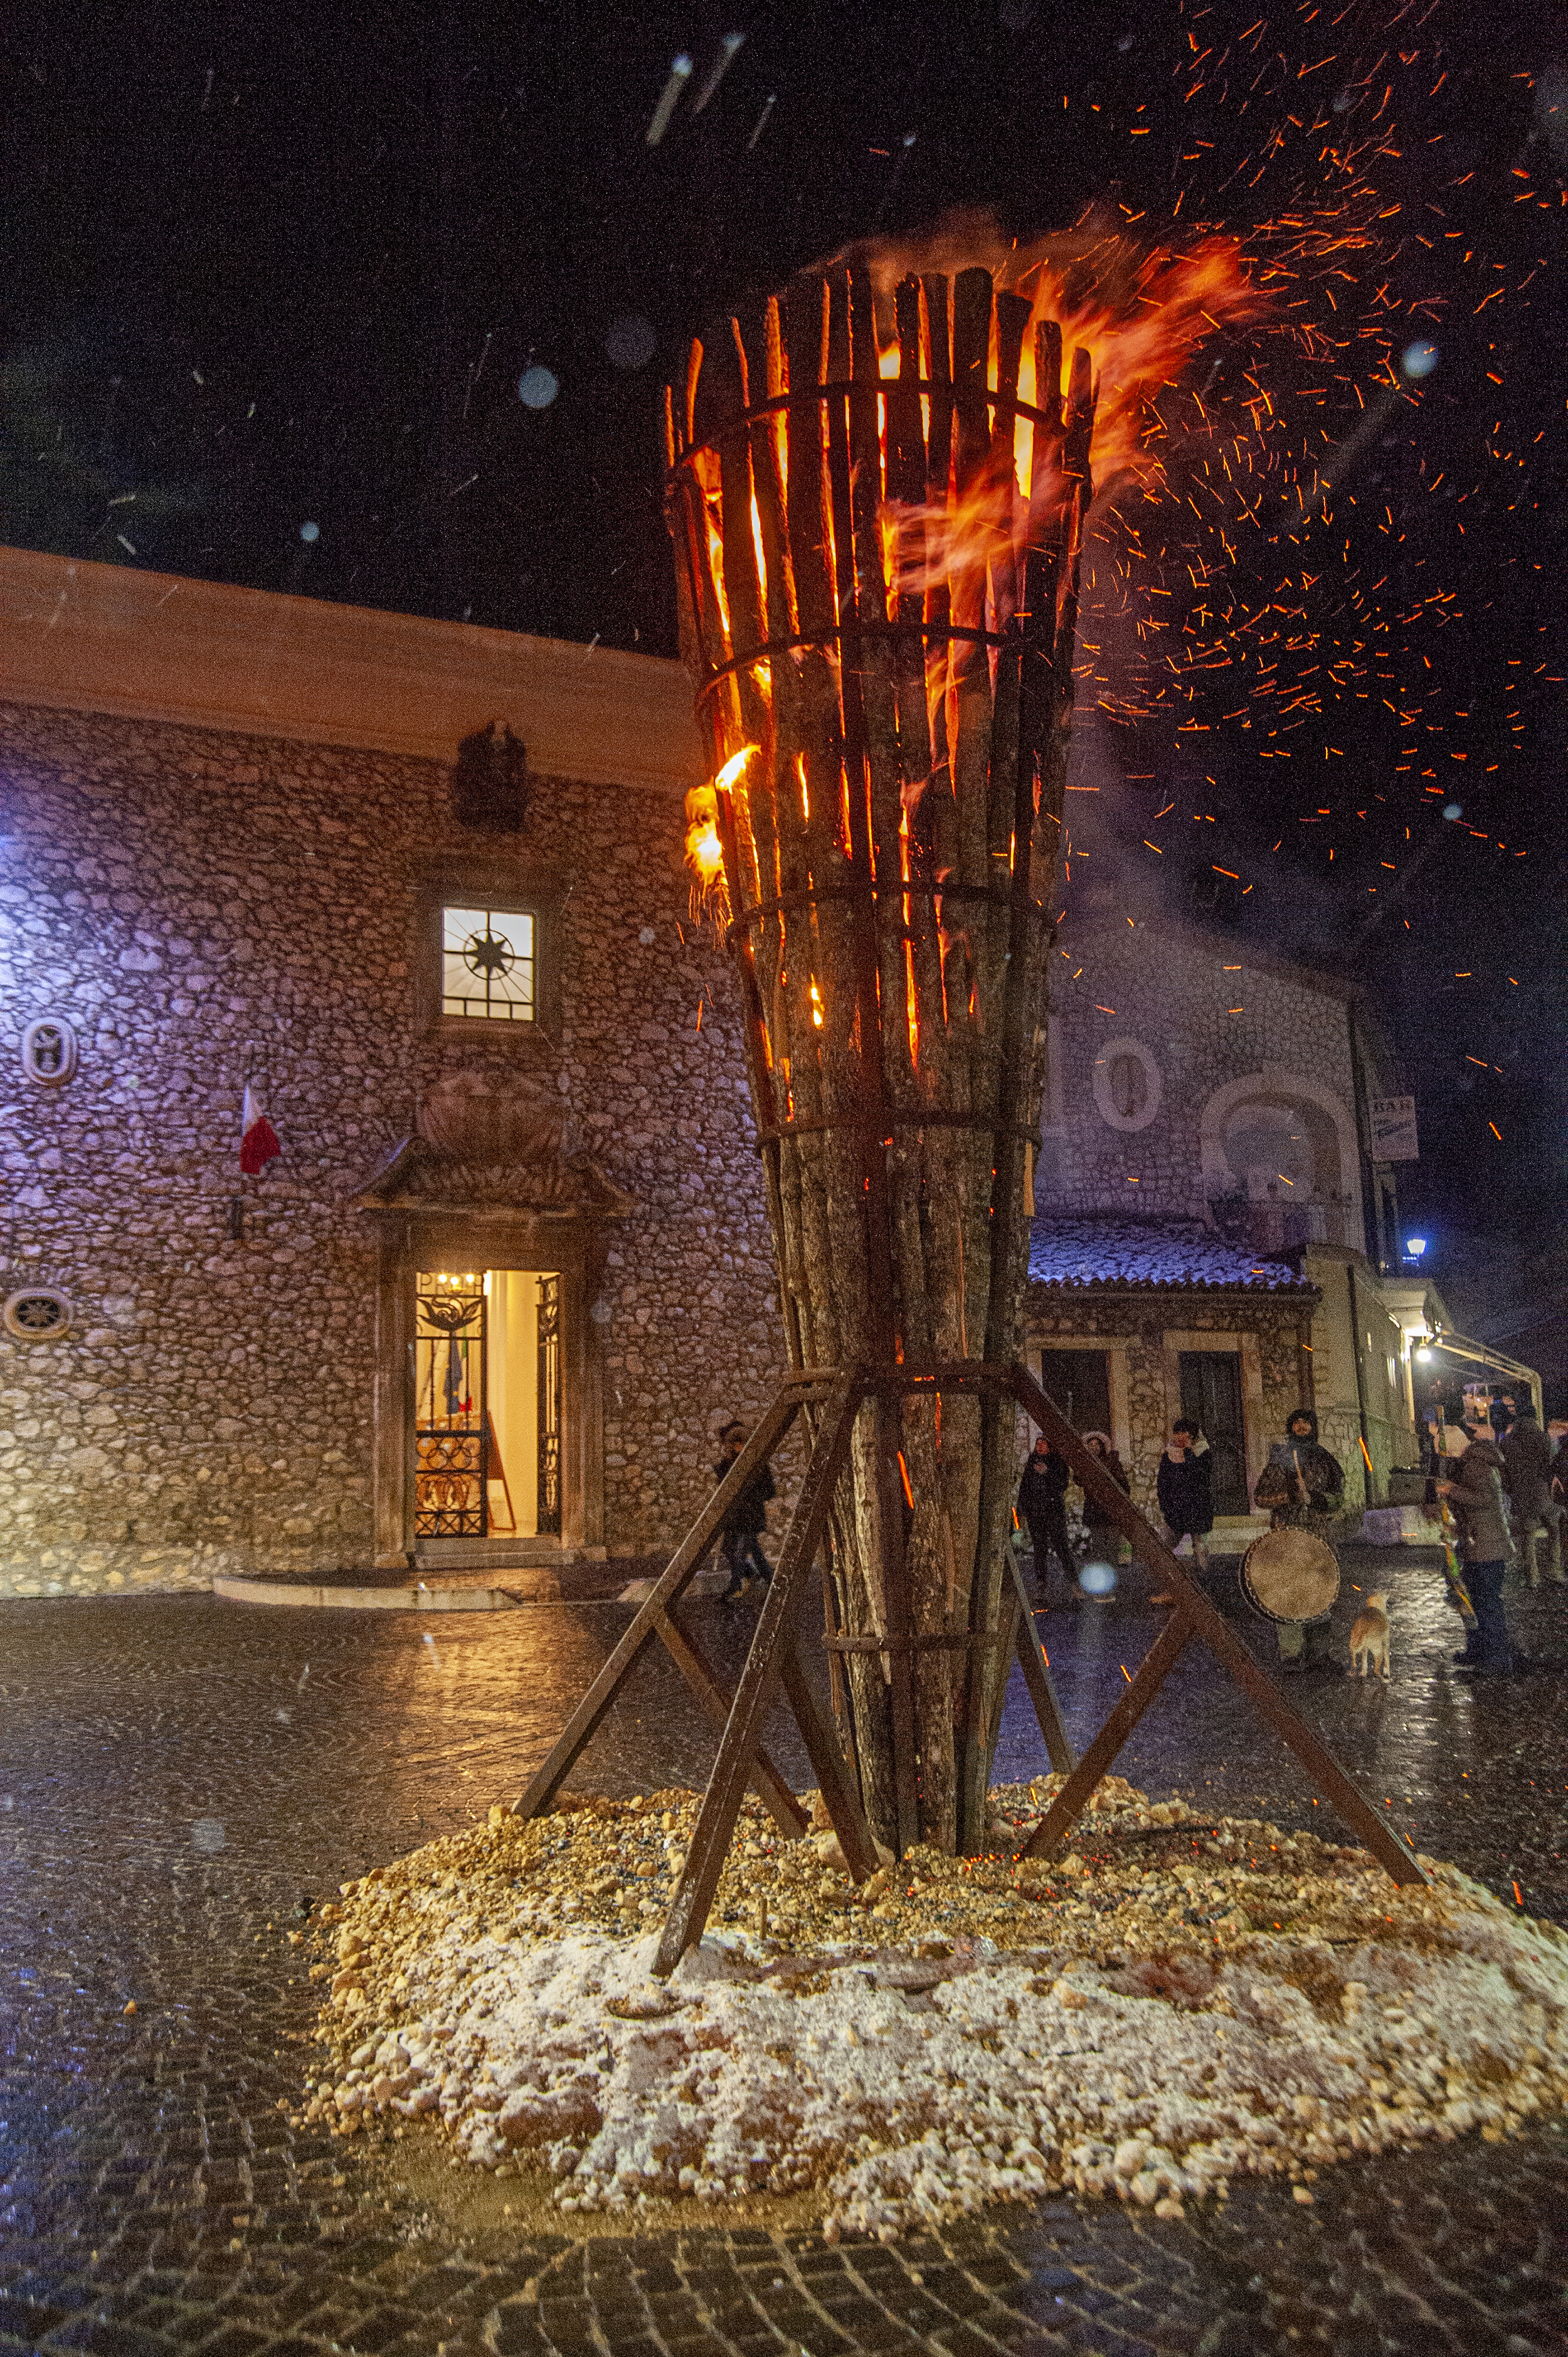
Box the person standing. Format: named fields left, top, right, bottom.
left=1018, top=1435, right=1076, bottom=1601
left=1152, top=1418, right=1214, bottom=1603
left=1436, top=1429, right=1517, bottom=1675
left=712, top=1420, right=775, bottom=1600
left=1253, top=1407, right=1345, bottom=1673
left=1500, top=1402, right=1561, bottom=1587
left=1079, top=1430, right=1132, bottom=1583
left=1550, top=1422, right=1568, bottom=1585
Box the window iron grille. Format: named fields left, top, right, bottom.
left=441, top=905, right=536, bottom=1022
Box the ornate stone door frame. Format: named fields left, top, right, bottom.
left=367, top=1208, right=608, bottom=1567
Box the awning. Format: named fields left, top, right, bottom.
left=1412, top=1329, right=1542, bottom=1413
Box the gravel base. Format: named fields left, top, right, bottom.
left=302, top=1778, right=1568, bottom=2238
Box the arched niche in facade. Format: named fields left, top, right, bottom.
left=1199, top=1068, right=1363, bottom=1252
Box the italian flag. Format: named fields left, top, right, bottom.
left=240, top=1084, right=281, bottom=1176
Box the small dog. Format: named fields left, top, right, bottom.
left=1348, top=1590, right=1391, bottom=1681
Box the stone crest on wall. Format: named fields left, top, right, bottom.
left=357, top=1068, right=636, bottom=1216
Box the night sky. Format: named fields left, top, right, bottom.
left=4, top=0, right=1563, bottom=1352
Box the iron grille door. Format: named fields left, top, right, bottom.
left=536, top=1273, right=561, bottom=1537
left=415, top=1280, right=489, bottom=1536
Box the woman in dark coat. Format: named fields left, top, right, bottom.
left=1017, top=1437, right=1075, bottom=1600
left=1152, top=1417, right=1213, bottom=1602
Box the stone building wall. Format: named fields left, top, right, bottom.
left=1037, top=922, right=1362, bottom=1242
left=1301, top=1245, right=1412, bottom=1512
left=0, top=701, right=784, bottom=1597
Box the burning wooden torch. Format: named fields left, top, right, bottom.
left=664, top=263, right=1095, bottom=1855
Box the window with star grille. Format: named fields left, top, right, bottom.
left=441, top=905, right=536, bottom=1023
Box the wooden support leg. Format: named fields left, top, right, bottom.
left=1007, top=1364, right=1429, bottom=1888
left=1020, top=1611, right=1194, bottom=1858
left=510, top=1381, right=810, bottom=1821
left=656, top=1609, right=810, bottom=1836
left=818, top=1561, right=861, bottom=1802
left=873, top=1391, right=921, bottom=1858
left=1007, top=1550, right=1076, bottom=1777
left=654, top=1374, right=862, bottom=1975
left=776, top=1637, right=881, bottom=1880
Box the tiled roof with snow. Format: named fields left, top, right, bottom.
left=1027, top=1216, right=1308, bottom=1292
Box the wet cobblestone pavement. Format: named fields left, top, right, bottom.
left=1, top=1546, right=1565, bottom=2356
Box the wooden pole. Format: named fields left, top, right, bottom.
left=1006, top=1549, right=1077, bottom=1777
left=656, top=1373, right=868, bottom=1972
left=511, top=1379, right=816, bottom=1822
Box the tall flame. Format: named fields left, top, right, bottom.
left=683, top=745, right=756, bottom=921
left=873, top=223, right=1261, bottom=620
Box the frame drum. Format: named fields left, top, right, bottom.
left=1241, top=1525, right=1340, bottom=1624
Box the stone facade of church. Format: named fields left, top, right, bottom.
left=1024, top=916, right=1417, bottom=1522
left=1036, top=918, right=1370, bottom=1248
left=0, top=551, right=787, bottom=1598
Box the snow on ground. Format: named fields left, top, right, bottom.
left=300, top=1781, right=1568, bottom=2240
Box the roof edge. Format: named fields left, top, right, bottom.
left=0, top=544, right=706, bottom=792
left=1027, top=1279, right=1320, bottom=1299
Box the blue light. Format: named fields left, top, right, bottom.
left=1079, top=1560, right=1117, bottom=1597
left=517, top=365, right=560, bottom=410
left=1400, top=340, right=1439, bottom=380
left=1405, top=1237, right=1428, bottom=1258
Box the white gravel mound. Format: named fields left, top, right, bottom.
left=304, top=1789, right=1568, bottom=2240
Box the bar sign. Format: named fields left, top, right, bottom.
left=1370, top=1094, right=1419, bottom=1161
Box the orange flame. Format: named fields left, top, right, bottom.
left=876, top=225, right=1260, bottom=620
left=683, top=745, right=756, bottom=922
left=684, top=784, right=724, bottom=883
left=1017, top=238, right=1256, bottom=491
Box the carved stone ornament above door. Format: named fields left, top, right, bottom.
left=355, top=1068, right=637, bottom=1217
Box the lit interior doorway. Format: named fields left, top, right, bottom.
left=414, top=1269, right=561, bottom=1541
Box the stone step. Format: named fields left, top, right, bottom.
left=212, top=1574, right=527, bottom=1612
left=1210, top=1513, right=1273, bottom=1550
left=415, top=1540, right=608, bottom=1569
